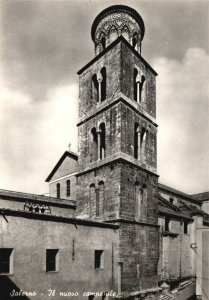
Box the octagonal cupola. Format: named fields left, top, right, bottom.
left=91, top=5, right=145, bottom=55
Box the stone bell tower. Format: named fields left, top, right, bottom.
left=76, top=5, right=160, bottom=298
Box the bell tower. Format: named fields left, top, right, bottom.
left=76, top=5, right=160, bottom=298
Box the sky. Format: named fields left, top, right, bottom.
left=0, top=0, right=208, bottom=195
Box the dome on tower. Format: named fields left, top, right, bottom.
left=91, top=5, right=145, bottom=55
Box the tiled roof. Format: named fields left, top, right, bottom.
left=0, top=188, right=76, bottom=208
left=159, top=183, right=201, bottom=204
left=178, top=199, right=209, bottom=217
left=191, top=192, right=209, bottom=202
left=158, top=194, right=194, bottom=220
left=158, top=194, right=179, bottom=211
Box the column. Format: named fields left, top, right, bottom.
left=97, top=71, right=103, bottom=103
left=136, top=74, right=141, bottom=103
left=97, top=130, right=101, bottom=160
left=137, top=128, right=141, bottom=160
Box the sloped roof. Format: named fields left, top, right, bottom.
left=158, top=194, right=192, bottom=221
left=191, top=192, right=209, bottom=202
left=178, top=199, right=209, bottom=217
left=0, top=188, right=76, bottom=208
left=0, top=207, right=119, bottom=229
left=159, top=183, right=201, bottom=205
left=158, top=194, right=179, bottom=211
left=45, top=151, right=78, bottom=182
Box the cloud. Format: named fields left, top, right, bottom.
left=0, top=81, right=78, bottom=194
left=153, top=48, right=209, bottom=193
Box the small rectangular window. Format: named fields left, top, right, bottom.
left=184, top=221, right=188, bottom=234
left=0, top=248, right=13, bottom=274
left=66, top=180, right=71, bottom=196
left=94, top=250, right=104, bottom=269
left=169, top=197, right=174, bottom=204
left=46, top=249, right=59, bottom=272
left=56, top=183, right=60, bottom=199
left=165, top=218, right=170, bottom=231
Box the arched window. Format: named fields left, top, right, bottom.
left=41, top=207, right=45, bottom=214
left=109, top=26, right=118, bottom=43
left=95, top=188, right=99, bottom=216
left=66, top=180, right=71, bottom=196
left=134, top=68, right=138, bottom=102
left=140, top=128, right=147, bottom=161
left=92, top=74, right=99, bottom=102
left=35, top=206, right=39, bottom=213
left=135, top=181, right=142, bottom=218
left=101, top=67, right=106, bottom=101
left=56, top=183, right=60, bottom=199
left=134, top=123, right=139, bottom=159
left=101, top=37, right=106, bottom=50
left=90, top=127, right=98, bottom=161
left=132, top=33, right=138, bottom=50
left=90, top=183, right=96, bottom=216
left=122, top=25, right=129, bottom=41
left=140, top=75, right=146, bottom=102
left=99, top=123, right=106, bottom=159
left=135, top=182, right=147, bottom=219
left=99, top=181, right=105, bottom=214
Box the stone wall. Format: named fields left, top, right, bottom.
left=118, top=222, right=159, bottom=293
left=0, top=213, right=119, bottom=300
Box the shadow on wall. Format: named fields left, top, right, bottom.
left=0, top=276, right=30, bottom=300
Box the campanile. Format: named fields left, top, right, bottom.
left=76, top=5, right=160, bottom=298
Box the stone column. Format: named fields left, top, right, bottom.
left=136, top=73, right=141, bottom=103
left=97, top=130, right=101, bottom=160
left=97, top=71, right=103, bottom=103
left=136, top=128, right=141, bottom=160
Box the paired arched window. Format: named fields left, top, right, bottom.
left=91, top=68, right=107, bottom=103
left=90, top=123, right=106, bottom=161
left=133, top=68, right=146, bottom=103
left=56, top=183, right=60, bottom=199
left=66, top=180, right=71, bottom=196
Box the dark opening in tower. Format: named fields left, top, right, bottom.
left=101, top=67, right=106, bottom=101
left=99, top=123, right=106, bottom=159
